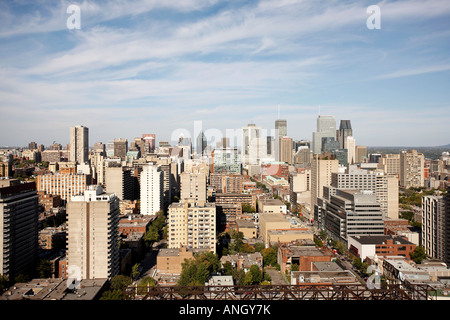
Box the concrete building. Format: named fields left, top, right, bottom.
left=346, top=136, right=356, bottom=165
left=310, top=153, right=339, bottom=208
left=324, top=189, right=384, bottom=243
left=355, top=145, right=368, bottom=163
left=289, top=169, right=311, bottom=212
left=422, top=195, right=446, bottom=261
left=104, top=165, right=134, bottom=201
left=67, top=185, right=120, bottom=280
left=377, top=153, right=401, bottom=177
left=36, top=172, right=91, bottom=202
left=400, top=150, right=425, bottom=188
left=69, top=125, right=89, bottom=164
left=330, top=166, right=399, bottom=219
left=113, top=138, right=128, bottom=161
left=279, top=136, right=293, bottom=165
left=180, top=171, right=207, bottom=203
left=0, top=180, right=39, bottom=281
left=259, top=198, right=287, bottom=214
left=209, top=173, right=244, bottom=194
left=168, top=201, right=216, bottom=253
left=140, top=163, right=163, bottom=215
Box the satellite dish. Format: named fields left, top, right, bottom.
left=399, top=272, right=405, bottom=281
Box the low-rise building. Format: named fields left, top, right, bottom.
left=156, top=246, right=195, bottom=274
left=220, top=252, right=263, bottom=273
left=277, top=244, right=333, bottom=274
left=348, top=235, right=416, bottom=261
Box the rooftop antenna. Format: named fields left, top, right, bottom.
left=277, top=104, right=280, bottom=120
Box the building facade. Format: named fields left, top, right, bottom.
left=140, top=164, right=163, bottom=215
left=0, top=180, right=40, bottom=281
left=168, top=201, right=216, bottom=253
left=67, top=185, right=120, bottom=280
left=69, top=125, right=89, bottom=164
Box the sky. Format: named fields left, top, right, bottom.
left=0, top=0, right=450, bottom=148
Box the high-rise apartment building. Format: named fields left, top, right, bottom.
left=377, top=154, right=400, bottom=177
left=168, top=201, right=216, bottom=253
left=104, top=165, right=134, bottom=200
left=312, top=115, right=336, bottom=154
left=140, top=163, right=163, bottom=215
left=209, top=173, right=244, bottom=194
left=67, top=185, right=120, bottom=280
left=0, top=180, right=39, bottom=281
left=422, top=195, right=445, bottom=260
left=69, top=125, right=89, bottom=164
left=400, top=150, right=425, bottom=188
left=37, top=172, right=92, bottom=202
left=180, top=172, right=207, bottom=203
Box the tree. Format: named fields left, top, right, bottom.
left=100, top=275, right=132, bottom=300
left=131, top=263, right=140, bottom=280
left=222, top=261, right=233, bottom=276
left=178, top=252, right=220, bottom=286
left=110, top=275, right=132, bottom=291
left=139, top=276, right=156, bottom=286
left=37, top=259, right=53, bottom=278
left=242, top=203, right=256, bottom=213
left=248, top=265, right=263, bottom=284
left=410, top=246, right=427, bottom=264
left=0, top=274, right=8, bottom=293
left=261, top=247, right=278, bottom=267
left=254, top=242, right=265, bottom=252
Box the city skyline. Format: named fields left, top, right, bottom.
left=1, top=0, right=450, bottom=147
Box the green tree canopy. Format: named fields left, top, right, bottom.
left=178, top=251, right=220, bottom=286
left=410, top=246, right=427, bottom=264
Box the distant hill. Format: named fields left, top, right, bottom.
left=368, top=144, right=450, bottom=160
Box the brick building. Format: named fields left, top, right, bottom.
left=277, top=244, right=332, bottom=274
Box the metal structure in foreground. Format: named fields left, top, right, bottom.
left=124, top=283, right=434, bottom=301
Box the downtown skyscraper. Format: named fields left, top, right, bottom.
left=312, top=115, right=336, bottom=154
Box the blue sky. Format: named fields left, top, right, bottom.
left=0, top=0, right=449, bottom=148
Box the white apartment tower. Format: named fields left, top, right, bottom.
left=140, top=163, right=163, bottom=215
left=67, top=185, right=120, bottom=280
